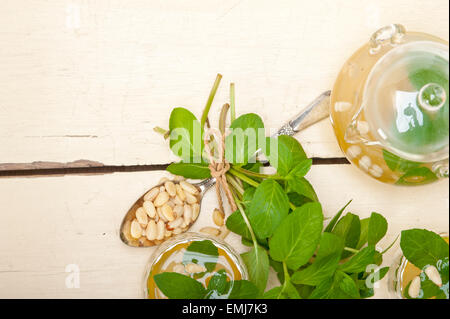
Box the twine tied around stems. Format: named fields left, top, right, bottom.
left=203, top=131, right=237, bottom=217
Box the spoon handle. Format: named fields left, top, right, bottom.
left=273, top=90, right=331, bottom=137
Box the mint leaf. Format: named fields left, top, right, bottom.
left=269, top=202, right=323, bottom=270
left=324, top=200, right=352, bottom=233
left=169, top=107, right=204, bottom=163
left=206, top=270, right=230, bottom=298
left=228, top=280, right=261, bottom=299
left=396, top=167, right=438, bottom=186
left=154, top=272, right=206, bottom=299
left=262, top=286, right=285, bottom=299
left=383, top=149, right=421, bottom=173
left=286, top=177, right=319, bottom=202
left=291, top=253, right=340, bottom=286
left=332, top=213, right=361, bottom=257
left=183, top=240, right=219, bottom=272
left=266, top=135, right=307, bottom=176
left=225, top=113, right=264, bottom=165
left=368, top=212, right=387, bottom=245
left=400, top=229, right=449, bottom=269
left=242, top=187, right=256, bottom=208
left=166, top=162, right=211, bottom=179
left=356, top=218, right=369, bottom=249
left=226, top=210, right=252, bottom=241
left=287, top=159, right=312, bottom=178
left=339, top=246, right=376, bottom=273
left=316, top=232, right=344, bottom=260
left=335, top=271, right=360, bottom=299
left=241, top=245, right=269, bottom=293
left=249, top=179, right=290, bottom=239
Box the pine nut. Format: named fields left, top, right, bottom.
left=356, top=120, right=370, bottom=135
left=156, top=220, right=165, bottom=240
left=143, top=201, right=156, bottom=218
left=183, top=204, right=192, bottom=225
left=200, top=227, right=220, bottom=237
left=180, top=181, right=199, bottom=195
left=173, top=175, right=185, bottom=182
left=165, top=229, right=173, bottom=238
left=144, top=188, right=159, bottom=201
left=192, top=203, right=200, bottom=221
left=165, top=181, right=176, bottom=197
left=135, top=207, right=148, bottom=226
left=157, top=207, right=168, bottom=222
left=159, top=177, right=170, bottom=185
left=146, top=220, right=157, bottom=240
left=122, top=220, right=132, bottom=241
left=175, top=184, right=186, bottom=201
left=173, top=263, right=186, bottom=274
left=334, top=101, right=352, bottom=112
left=359, top=156, right=372, bottom=172
left=139, top=237, right=152, bottom=246
left=425, top=265, right=442, bottom=287
left=219, top=226, right=230, bottom=239
left=346, top=145, right=361, bottom=159
left=408, top=276, right=421, bottom=298
left=167, top=200, right=175, bottom=208
left=130, top=220, right=143, bottom=239
left=185, top=192, right=198, bottom=204
left=168, top=217, right=183, bottom=229
left=213, top=208, right=224, bottom=226
left=369, top=164, right=383, bottom=178
left=154, top=191, right=169, bottom=207
left=173, top=205, right=184, bottom=218
left=185, top=263, right=207, bottom=274
left=161, top=204, right=175, bottom=222
left=173, top=195, right=183, bottom=206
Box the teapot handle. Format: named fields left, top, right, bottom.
left=369, top=24, right=406, bottom=55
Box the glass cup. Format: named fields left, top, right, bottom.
left=142, top=232, right=248, bottom=299
left=389, top=232, right=448, bottom=299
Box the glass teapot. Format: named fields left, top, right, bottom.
left=330, top=24, right=449, bottom=185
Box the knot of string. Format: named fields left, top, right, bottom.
left=203, top=132, right=237, bottom=216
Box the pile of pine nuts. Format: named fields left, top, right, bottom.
left=122, top=177, right=200, bottom=247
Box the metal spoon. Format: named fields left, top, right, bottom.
left=120, top=90, right=331, bottom=247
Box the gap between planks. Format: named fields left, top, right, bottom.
left=0, top=158, right=349, bottom=178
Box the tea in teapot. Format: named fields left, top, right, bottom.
left=331, top=24, right=449, bottom=185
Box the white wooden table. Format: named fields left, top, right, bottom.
left=0, top=0, right=448, bottom=298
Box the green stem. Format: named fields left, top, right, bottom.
left=233, top=166, right=285, bottom=180
left=226, top=173, right=245, bottom=196
left=234, top=194, right=258, bottom=249
left=230, top=83, right=236, bottom=122
left=289, top=202, right=296, bottom=211
left=279, top=261, right=290, bottom=296
left=229, top=168, right=260, bottom=188
left=228, top=183, right=243, bottom=201
left=344, top=247, right=360, bottom=254
left=219, top=103, right=230, bottom=135
left=230, top=167, right=297, bottom=210
left=153, top=126, right=170, bottom=139
left=201, top=74, right=222, bottom=129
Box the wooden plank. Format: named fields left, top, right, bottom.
left=0, top=165, right=447, bottom=298
left=1, top=0, right=448, bottom=167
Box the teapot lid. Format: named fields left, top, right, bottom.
left=363, top=40, right=449, bottom=162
